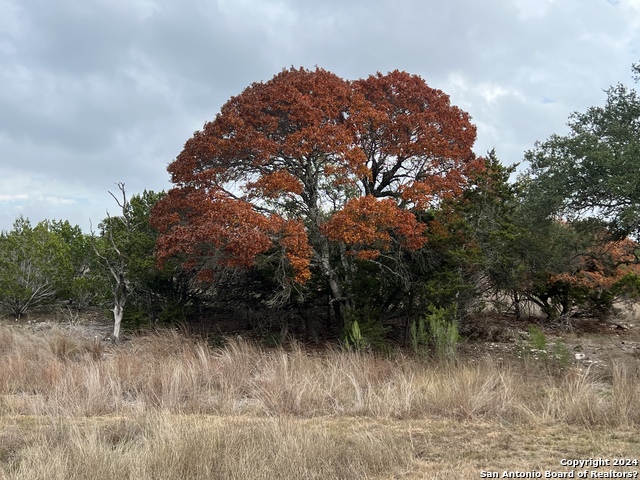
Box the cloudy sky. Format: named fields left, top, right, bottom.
left=1, top=0, right=639, bottom=232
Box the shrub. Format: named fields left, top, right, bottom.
left=342, top=312, right=391, bottom=353
left=410, top=304, right=460, bottom=361
left=519, top=324, right=571, bottom=371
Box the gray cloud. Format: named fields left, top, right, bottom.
left=1, top=0, right=639, bottom=231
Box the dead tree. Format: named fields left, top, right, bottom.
left=91, top=182, right=131, bottom=341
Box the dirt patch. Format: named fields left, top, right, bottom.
left=460, top=313, right=640, bottom=372
left=0, top=309, right=114, bottom=341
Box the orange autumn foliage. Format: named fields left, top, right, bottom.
left=551, top=236, right=640, bottom=291
left=151, top=67, right=482, bottom=285
left=322, top=196, right=426, bottom=259
left=152, top=188, right=313, bottom=283
left=350, top=71, right=483, bottom=207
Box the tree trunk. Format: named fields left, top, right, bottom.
left=513, top=291, right=521, bottom=319
left=111, top=276, right=127, bottom=341
left=318, top=239, right=346, bottom=330
left=112, top=300, right=124, bottom=341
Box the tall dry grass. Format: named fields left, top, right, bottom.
left=2, top=414, right=413, bottom=480
left=2, top=325, right=640, bottom=479
left=0, top=325, right=639, bottom=425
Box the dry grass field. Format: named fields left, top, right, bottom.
left=1, top=319, right=640, bottom=479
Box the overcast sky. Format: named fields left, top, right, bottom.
left=1, top=0, right=639, bottom=232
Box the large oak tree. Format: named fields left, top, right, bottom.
left=519, top=69, right=640, bottom=321
left=524, top=82, right=640, bottom=239
left=151, top=67, right=483, bottom=325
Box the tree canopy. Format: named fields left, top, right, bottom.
left=524, top=83, right=640, bottom=239
left=151, top=67, right=484, bottom=324
left=0, top=217, right=73, bottom=318
left=516, top=71, right=640, bottom=320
